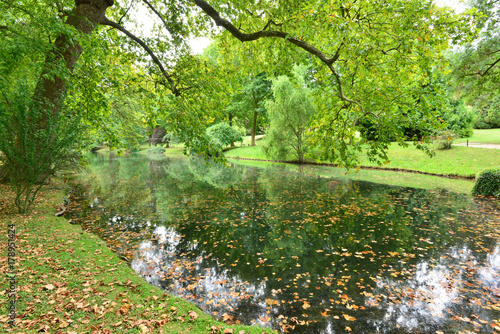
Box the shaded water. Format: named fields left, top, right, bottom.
left=68, top=153, right=500, bottom=333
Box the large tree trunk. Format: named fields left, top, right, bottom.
left=33, top=0, right=114, bottom=121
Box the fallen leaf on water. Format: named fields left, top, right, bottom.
left=343, top=314, right=356, bottom=321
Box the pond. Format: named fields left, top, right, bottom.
left=68, top=152, right=500, bottom=333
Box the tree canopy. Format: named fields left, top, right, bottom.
left=0, top=0, right=481, bottom=212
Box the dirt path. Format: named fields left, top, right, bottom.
left=454, top=142, right=500, bottom=149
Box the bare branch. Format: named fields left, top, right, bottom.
left=98, top=17, right=182, bottom=96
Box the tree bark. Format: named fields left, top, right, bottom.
left=229, top=112, right=235, bottom=147
left=251, top=109, right=257, bottom=146
left=251, top=92, right=257, bottom=147
left=33, top=0, right=114, bottom=121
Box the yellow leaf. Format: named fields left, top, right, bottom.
left=343, top=314, right=356, bottom=321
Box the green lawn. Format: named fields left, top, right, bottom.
left=455, top=128, right=500, bottom=144
left=225, top=134, right=500, bottom=178
left=358, top=144, right=500, bottom=177
left=0, top=181, right=275, bottom=334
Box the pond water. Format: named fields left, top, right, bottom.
left=68, top=152, right=500, bottom=333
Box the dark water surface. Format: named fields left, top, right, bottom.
left=68, top=153, right=500, bottom=333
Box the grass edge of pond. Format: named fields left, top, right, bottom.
left=0, top=180, right=276, bottom=334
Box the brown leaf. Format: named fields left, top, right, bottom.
left=223, top=329, right=234, bottom=334
left=188, top=310, right=199, bottom=320
left=44, top=284, right=55, bottom=291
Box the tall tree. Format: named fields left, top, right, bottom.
left=265, top=65, right=315, bottom=163
left=227, top=72, right=271, bottom=146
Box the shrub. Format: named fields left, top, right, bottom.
left=434, top=130, right=455, bottom=149
left=147, top=146, right=166, bottom=155
left=0, top=86, right=82, bottom=213
left=206, top=123, right=243, bottom=150
left=472, top=167, right=500, bottom=197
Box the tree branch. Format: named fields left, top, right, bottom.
left=193, top=0, right=337, bottom=65
left=194, top=0, right=364, bottom=112
left=117, top=0, right=134, bottom=25
left=479, top=57, right=500, bottom=77
left=141, top=0, right=176, bottom=37
left=98, top=17, right=182, bottom=96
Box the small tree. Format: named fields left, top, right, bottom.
left=0, top=87, right=81, bottom=213
left=264, top=65, right=315, bottom=163
left=206, top=122, right=243, bottom=153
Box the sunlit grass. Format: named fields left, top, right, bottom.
left=455, top=128, right=500, bottom=144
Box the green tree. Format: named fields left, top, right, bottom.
left=206, top=122, right=243, bottom=153
left=264, top=65, right=315, bottom=163
left=226, top=72, right=271, bottom=146
left=0, top=0, right=471, bottom=187
left=449, top=0, right=500, bottom=101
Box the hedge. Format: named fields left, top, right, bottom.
left=472, top=167, right=500, bottom=197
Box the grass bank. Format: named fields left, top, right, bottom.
left=454, top=128, right=500, bottom=144
left=225, top=129, right=500, bottom=178
left=0, top=180, right=274, bottom=334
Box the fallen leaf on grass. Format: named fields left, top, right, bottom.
left=188, top=310, right=199, bottom=320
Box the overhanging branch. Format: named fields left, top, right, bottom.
left=193, top=0, right=364, bottom=113
left=98, top=17, right=182, bottom=96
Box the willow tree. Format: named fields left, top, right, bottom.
left=265, top=66, right=315, bottom=163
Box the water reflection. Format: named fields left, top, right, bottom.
left=69, top=153, right=500, bottom=333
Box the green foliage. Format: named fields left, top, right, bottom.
left=206, top=122, right=243, bottom=152
left=147, top=146, right=166, bottom=155
left=265, top=65, right=315, bottom=163
left=449, top=1, right=500, bottom=101
left=472, top=167, right=500, bottom=197
left=471, top=95, right=500, bottom=129
left=442, top=99, right=475, bottom=137
left=0, top=86, right=82, bottom=213
left=434, top=130, right=455, bottom=150
left=226, top=72, right=272, bottom=145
